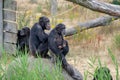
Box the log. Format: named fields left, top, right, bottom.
left=64, top=0, right=120, bottom=36
left=65, top=15, right=119, bottom=36
left=66, top=0, right=120, bottom=17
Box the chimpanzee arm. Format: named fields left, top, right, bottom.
left=36, top=26, right=48, bottom=43
left=49, top=38, right=68, bottom=67
left=18, top=42, right=25, bottom=50
left=49, top=39, right=62, bottom=56
left=62, top=40, right=69, bottom=56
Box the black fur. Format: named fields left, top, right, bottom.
left=48, top=23, right=69, bottom=64
left=48, top=23, right=83, bottom=80
left=17, top=27, right=30, bottom=53
left=29, top=16, right=51, bottom=58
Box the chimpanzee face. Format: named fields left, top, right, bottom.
left=19, top=27, right=30, bottom=36
left=55, top=23, right=66, bottom=35
left=39, top=16, right=51, bottom=30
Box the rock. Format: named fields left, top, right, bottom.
left=5, top=56, right=83, bottom=80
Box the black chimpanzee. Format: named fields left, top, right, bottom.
left=48, top=23, right=82, bottom=80
left=48, top=23, right=68, bottom=63
left=17, top=27, right=30, bottom=53
left=93, top=67, right=113, bottom=80
left=29, top=16, right=51, bottom=58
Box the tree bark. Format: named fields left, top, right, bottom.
left=66, top=0, right=120, bottom=17
left=65, top=16, right=118, bottom=36
left=64, top=0, right=120, bottom=36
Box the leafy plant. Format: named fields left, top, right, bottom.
left=84, top=49, right=119, bottom=80
left=108, top=48, right=119, bottom=80
left=112, top=0, right=120, bottom=5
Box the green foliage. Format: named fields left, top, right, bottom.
left=108, top=48, right=119, bottom=80
left=93, top=67, right=112, bottom=80
left=114, top=34, right=120, bottom=49
left=112, top=0, right=120, bottom=5
left=0, top=48, right=15, bottom=80
left=84, top=49, right=119, bottom=80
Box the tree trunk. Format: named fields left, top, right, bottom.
left=66, top=0, right=120, bottom=17
left=65, top=16, right=118, bottom=36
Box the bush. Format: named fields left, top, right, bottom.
left=112, top=0, right=120, bottom=5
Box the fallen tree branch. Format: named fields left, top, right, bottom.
left=66, top=0, right=120, bottom=17
left=65, top=16, right=119, bottom=36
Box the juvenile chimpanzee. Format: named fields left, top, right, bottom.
left=29, top=16, right=51, bottom=58
left=48, top=23, right=82, bottom=80
left=93, top=67, right=113, bottom=80
left=17, top=27, right=30, bottom=53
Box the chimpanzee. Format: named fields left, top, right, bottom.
left=93, top=67, right=113, bottom=80
left=29, top=16, right=51, bottom=58
left=48, top=23, right=82, bottom=80
left=48, top=23, right=68, bottom=62
left=17, top=27, right=30, bottom=53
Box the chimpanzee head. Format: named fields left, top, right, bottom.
left=39, top=16, right=51, bottom=30
left=18, top=27, right=30, bottom=37
left=55, top=23, right=66, bottom=35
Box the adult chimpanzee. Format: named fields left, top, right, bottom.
left=93, top=67, right=113, bottom=80
left=17, top=27, right=30, bottom=53
left=48, top=23, right=82, bottom=80
left=29, top=16, right=51, bottom=58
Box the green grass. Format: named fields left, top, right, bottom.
left=108, top=48, right=119, bottom=80
left=84, top=48, right=119, bottom=80
left=0, top=49, right=64, bottom=80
